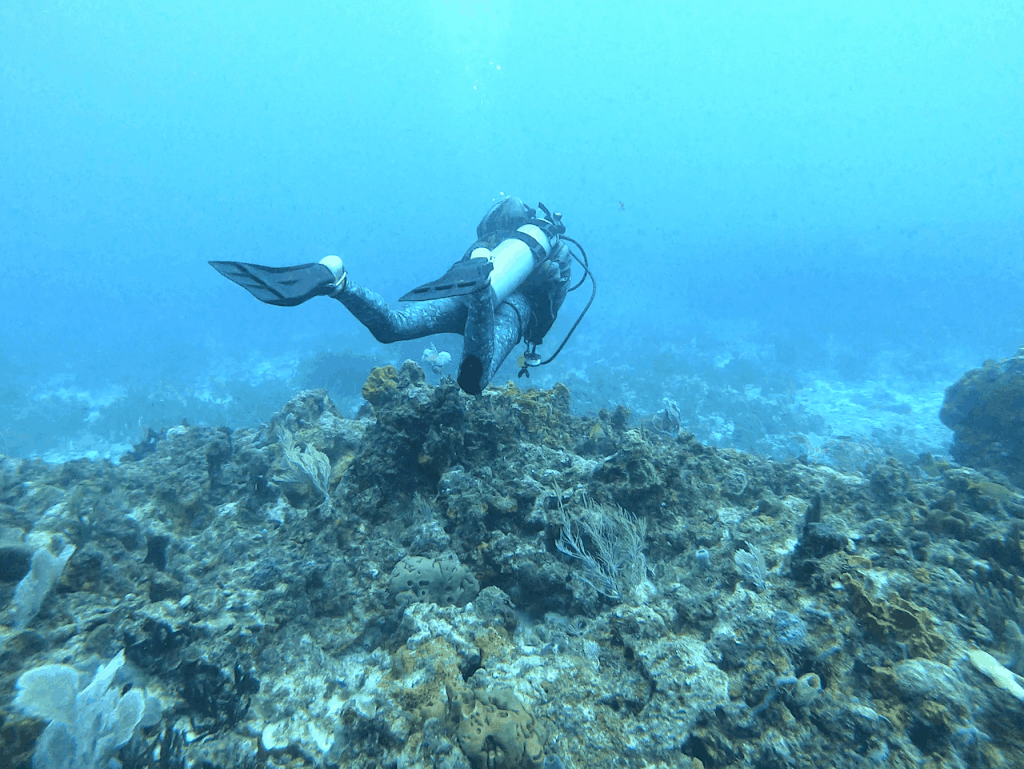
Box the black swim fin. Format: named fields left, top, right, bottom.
left=209, top=261, right=337, bottom=307
left=399, top=258, right=493, bottom=301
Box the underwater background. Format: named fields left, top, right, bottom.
left=4, top=3, right=1024, bottom=769
left=2, top=0, right=1022, bottom=461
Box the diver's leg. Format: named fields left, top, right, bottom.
left=458, top=291, right=529, bottom=395
left=333, top=281, right=466, bottom=343
left=211, top=254, right=467, bottom=341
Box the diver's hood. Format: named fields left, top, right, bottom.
left=476, top=197, right=535, bottom=239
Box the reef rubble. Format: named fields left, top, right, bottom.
left=1, top=361, right=1023, bottom=769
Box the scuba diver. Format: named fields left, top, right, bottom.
left=210, top=197, right=595, bottom=395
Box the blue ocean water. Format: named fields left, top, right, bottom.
left=1, top=0, right=1022, bottom=459
left=6, top=6, right=1024, bottom=768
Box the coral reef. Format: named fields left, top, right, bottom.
left=941, top=348, right=1024, bottom=485
left=1, top=362, right=1023, bottom=768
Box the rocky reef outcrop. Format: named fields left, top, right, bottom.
left=1, top=361, right=1023, bottom=769
left=941, top=348, right=1024, bottom=485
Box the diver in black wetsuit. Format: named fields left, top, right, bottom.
left=210, top=198, right=593, bottom=395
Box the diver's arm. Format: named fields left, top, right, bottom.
left=458, top=290, right=529, bottom=395
left=333, top=279, right=467, bottom=343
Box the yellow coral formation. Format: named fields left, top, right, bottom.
left=361, top=365, right=398, bottom=407
left=488, top=381, right=572, bottom=445
left=842, top=572, right=945, bottom=658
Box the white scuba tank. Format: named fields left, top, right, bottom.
left=467, top=223, right=552, bottom=304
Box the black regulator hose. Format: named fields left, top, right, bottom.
left=536, top=235, right=596, bottom=366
